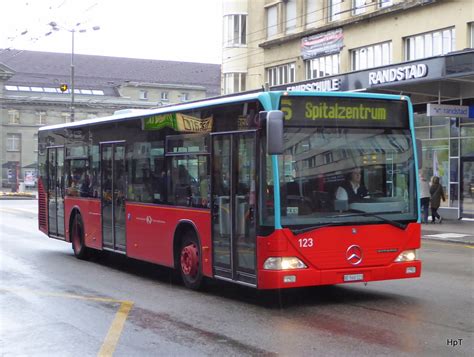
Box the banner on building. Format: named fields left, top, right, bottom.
left=301, top=28, right=343, bottom=60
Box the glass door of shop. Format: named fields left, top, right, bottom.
left=460, top=157, right=474, bottom=218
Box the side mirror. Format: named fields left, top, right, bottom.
left=416, top=139, right=423, bottom=170
left=266, top=110, right=284, bottom=155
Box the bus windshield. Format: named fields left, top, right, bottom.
left=260, top=97, right=417, bottom=228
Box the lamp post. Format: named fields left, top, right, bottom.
left=48, top=22, right=100, bottom=122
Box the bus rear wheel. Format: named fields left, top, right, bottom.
left=71, top=214, right=89, bottom=260
left=179, top=232, right=203, bottom=290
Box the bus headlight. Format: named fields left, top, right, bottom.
left=395, top=250, right=419, bottom=262
left=263, top=257, right=307, bottom=270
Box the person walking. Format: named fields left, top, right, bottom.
left=419, top=171, right=430, bottom=223
left=430, top=176, right=445, bottom=224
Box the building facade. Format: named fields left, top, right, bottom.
left=222, top=0, right=474, bottom=218
left=0, top=50, right=221, bottom=189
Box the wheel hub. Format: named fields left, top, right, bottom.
left=180, top=243, right=198, bottom=277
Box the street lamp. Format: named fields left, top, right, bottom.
left=48, top=22, right=100, bottom=122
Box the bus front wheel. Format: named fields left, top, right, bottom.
left=71, top=214, right=89, bottom=260
left=179, top=231, right=203, bottom=290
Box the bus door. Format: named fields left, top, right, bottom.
left=101, top=142, right=126, bottom=252
left=211, top=131, right=258, bottom=286
left=47, top=146, right=65, bottom=238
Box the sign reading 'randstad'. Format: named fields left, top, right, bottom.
left=369, top=64, right=428, bottom=85
left=427, top=104, right=469, bottom=118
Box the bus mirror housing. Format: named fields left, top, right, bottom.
left=266, top=110, right=284, bottom=155
left=416, top=139, right=423, bottom=170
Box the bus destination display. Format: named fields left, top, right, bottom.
left=281, top=96, right=408, bottom=128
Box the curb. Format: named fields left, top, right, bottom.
left=421, top=236, right=474, bottom=245
left=0, top=196, right=37, bottom=200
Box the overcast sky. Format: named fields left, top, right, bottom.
left=0, top=0, right=223, bottom=64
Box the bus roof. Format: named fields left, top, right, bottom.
left=38, top=90, right=407, bottom=131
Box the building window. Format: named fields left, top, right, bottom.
left=470, top=23, right=474, bottom=48
left=224, top=14, right=247, bottom=46
left=37, top=111, right=47, bottom=125
left=181, top=93, right=189, bottom=101
left=405, top=27, right=455, bottom=60
left=379, top=0, right=393, bottom=8
left=353, top=0, right=367, bottom=15
left=305, top=54, right=340, bottom=79
left=351, top=41, right=392, bottom=70
left=161, top=91, right=169, bottom=100
left=266, top=63, right=296, bottom=86
left=329, top=0, right=342, bottom=21
left=306, top=0, right=318, bottom=27
left=7, top=134, right=21, bottom=152
left=8, top=110, right=20, bottom=124
left=285, top=0, right=297, bottom=33
left=266, top=5, right=278, bottom=38
left=139, top=90, right=148, bottom=100
left=224, top=73, right=246, bottom=94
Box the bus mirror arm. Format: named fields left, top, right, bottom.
left=265, top=110, right=284, bottom=155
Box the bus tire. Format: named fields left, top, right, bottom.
left=71, top=214, right=89, bottom=260
left=179, top=231, right=203, bottom=290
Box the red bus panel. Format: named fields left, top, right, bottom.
left=257, top=223, right=421, bottom=289
left=125, top=203, right=212, bottom=276
left=64, top=197, right=102, bottom=249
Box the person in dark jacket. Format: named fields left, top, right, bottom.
left=430, top=176, right=445, bottom=223
left=419, top=171, right=431, bottom=223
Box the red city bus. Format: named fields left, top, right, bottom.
left=38, top=91, right=421, bottom=290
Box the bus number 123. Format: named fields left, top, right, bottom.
left=299, top=238, right=314, bottom=248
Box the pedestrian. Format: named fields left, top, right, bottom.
left=430, top=176, right=445, bottom=224
left=419, top=171, right=430, bottom=223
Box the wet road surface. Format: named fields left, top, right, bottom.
left=1, top=200, right=472, bottom=356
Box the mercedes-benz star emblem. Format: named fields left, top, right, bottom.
left=346, top=245, right=363, bottom=265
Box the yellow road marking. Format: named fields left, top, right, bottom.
left=98, top=301, right=134, bottom=357
left=0, top=288, right=133, bottom=356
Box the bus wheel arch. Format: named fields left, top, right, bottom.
left=69, top=209, right=89, bottom=260
left=173, top=221, right=203, bottom=290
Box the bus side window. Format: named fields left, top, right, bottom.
left=169, top=156, right=209, bottom=208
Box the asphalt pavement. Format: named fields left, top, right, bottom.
left=421, top=218, right=474, bottom=245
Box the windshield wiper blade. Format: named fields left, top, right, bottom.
left=340, top=209, right=407, bottom=230
left=292, top=222, right=342, bottom=235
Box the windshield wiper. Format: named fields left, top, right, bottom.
left=292, top=222, right=343, bottom=235
left=291, top=210, right=408, bottom=235
left=332, top=209, right=407, bottom=230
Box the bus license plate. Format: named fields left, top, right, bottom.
left=344, top=273, right=364, bottom=282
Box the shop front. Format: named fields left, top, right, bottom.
left=272, top=50, right=474, bottom=219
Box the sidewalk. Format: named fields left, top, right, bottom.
left=421, top=218, right=474, bottom=245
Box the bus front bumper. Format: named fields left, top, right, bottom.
left=257, top=260, right=421, bottom=290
